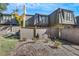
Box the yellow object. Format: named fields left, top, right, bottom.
left=13, top=12, right=26, bottom=27
left=12, top=4, right=26, bottom=28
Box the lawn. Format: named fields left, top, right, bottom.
left=0, top=37, right=18, bottom=56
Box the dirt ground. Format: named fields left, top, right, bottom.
left=10, top=38, right=79, bottom=56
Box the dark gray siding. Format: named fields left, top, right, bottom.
left=49, top=9, right=59, bottom=26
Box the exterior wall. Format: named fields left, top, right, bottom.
left=61, top=28, right=79, bottom=44
left=49, top=9, right=59, bottom=26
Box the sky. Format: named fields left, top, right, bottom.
left=3, top=3, right=79, bottom=16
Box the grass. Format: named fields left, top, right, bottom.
left=0, top=37, right=18, bottom=56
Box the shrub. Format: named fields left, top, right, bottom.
left=53, top=39, right=62, bottom=48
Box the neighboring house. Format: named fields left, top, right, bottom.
left=76, top=16, right=79, bottom=25
left=34, top=14, right=49, bottom=27
left=0, top=14, right=34, bottom=26
left=49, top=8, right=76, bottom=28
left=0, top=13, right=18, bottom=25
left=25, top=13, right=49, bottom=27
left=75, top=16, right=79, bottom=27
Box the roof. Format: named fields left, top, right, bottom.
left=0, top=13, right=34, bottom=16
left=0, top=13, right=11, bottom=16
left=59, top=8, right=73, bottom=12
left=35, top=13, right=48, bottom=16
left=26, top=14, right=34, bottom=16
left=49, top=8, right=73, bottom=16
left=76, top=16, right=79, bottom=18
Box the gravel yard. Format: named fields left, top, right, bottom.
left=11, top=38, right=79, bottom=56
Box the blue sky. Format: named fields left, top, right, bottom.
left=3, top=3, right=79, bottom=16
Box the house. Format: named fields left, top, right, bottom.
left=0, top=13, right=34, bottom=26
left=75, top=16, right=79, bottom=27
left=49, top=8, right=76, bottom=28
left=0, top=13, right=18, bottom=25
left=76, top=16, right=79, bottom=25
left=33, top=14, right=49, bottom=27
left=25, top=13, right=49, bottom=27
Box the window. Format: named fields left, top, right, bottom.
left=39, top=16, right=43, bottom=24
left=64, top=12, right=71, bottom=21
left=34, top=14, right=38, bottom=25
left=39, top=16, right=42, bottom=22
left=42, top=16, right=45, bottom=23
left=45, top=17, right=48, bottom=24
left=34, top=15, right=48, bottom=26
left=71, top=13, right=74, bottom=21
left=39, top=16, right=47, bottom=24
left=67, top=13, right=69, bottom=20
left=68, top=12, right=74, bottom=21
